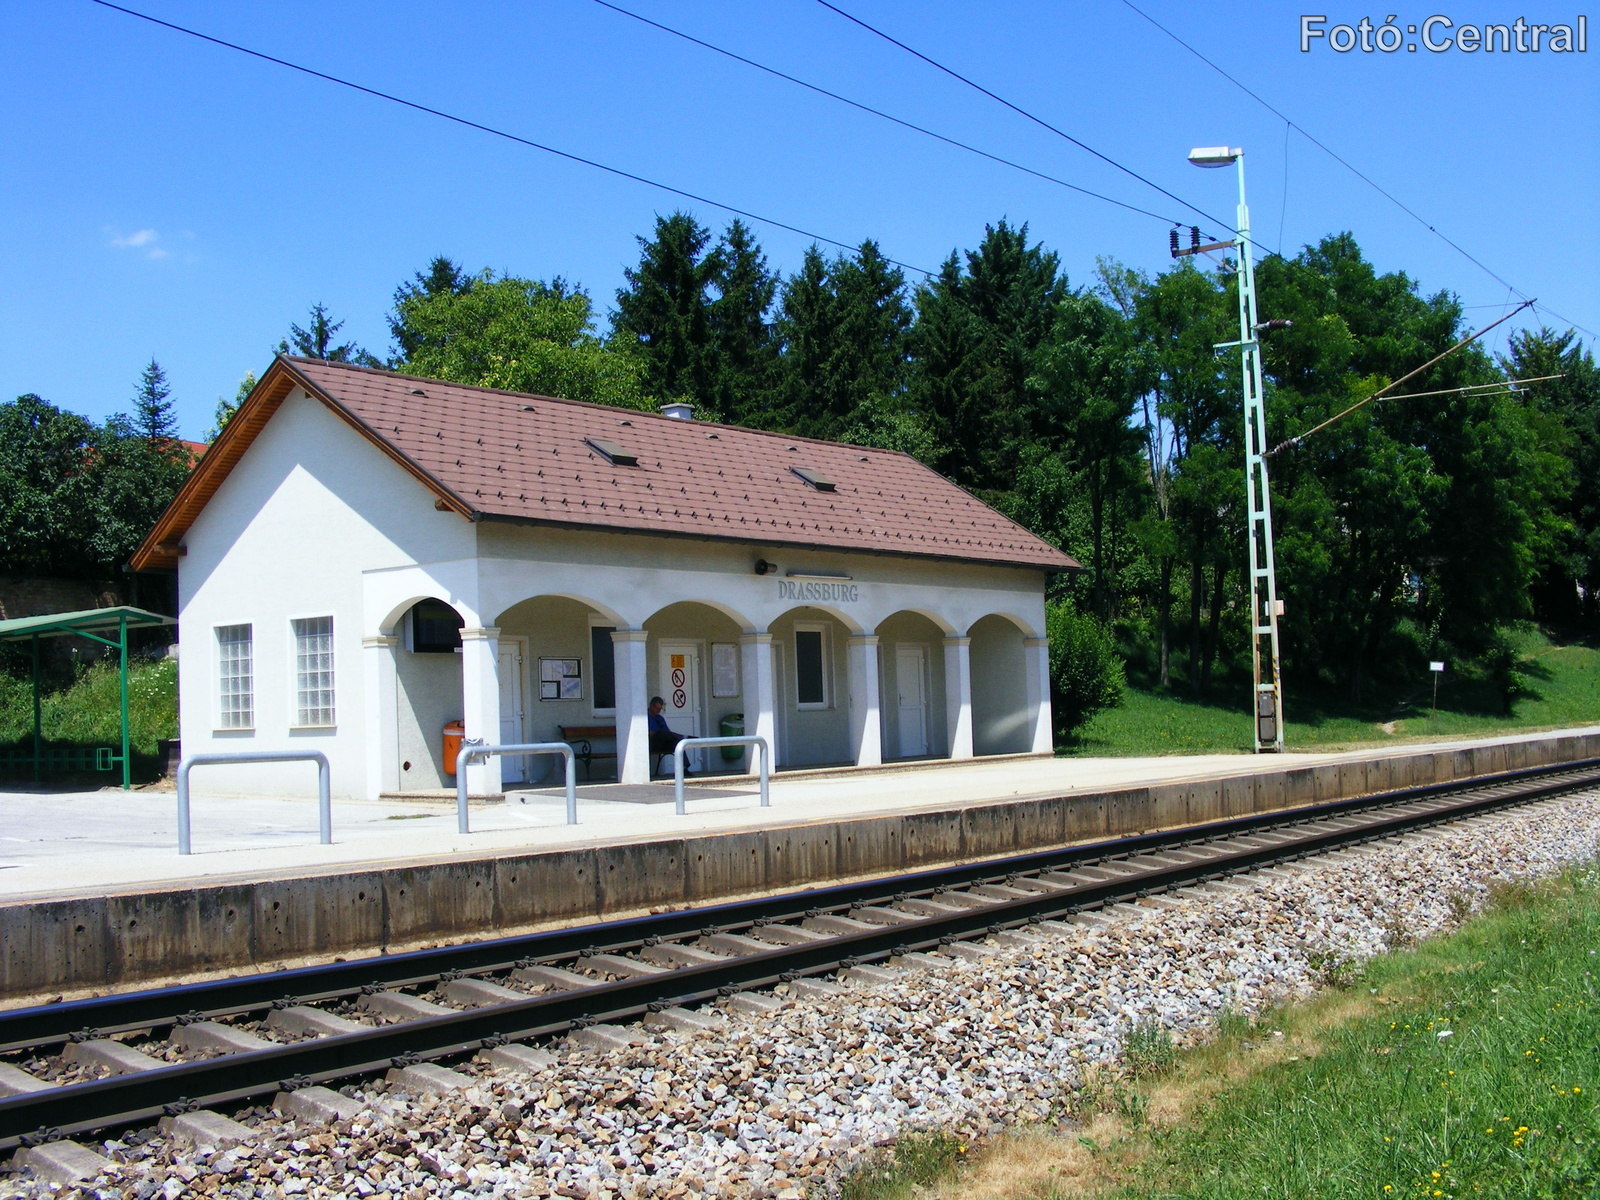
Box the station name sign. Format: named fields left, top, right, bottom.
left=778, top=579, right=859, bottom=603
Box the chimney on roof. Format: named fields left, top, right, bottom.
left=660, top=402, right=694, bottom=421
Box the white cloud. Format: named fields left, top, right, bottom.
left=106, top=227, right=167, bottom=259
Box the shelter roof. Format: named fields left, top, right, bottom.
left=133, top=356, right=1079, bottom=574
left=0, top=607, right=176, bottom=643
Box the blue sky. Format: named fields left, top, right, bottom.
left=2, top=1, right=1594, bottom=438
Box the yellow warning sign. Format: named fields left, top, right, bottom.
left=671, top=654, right=685, bottom=669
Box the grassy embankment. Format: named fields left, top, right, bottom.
left=0, top=656, right=177, bottom=779
left=845, top=868, right=1600, bottom=1200
left=1072, top=626, right=1600, bottom=756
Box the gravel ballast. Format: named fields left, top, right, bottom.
left=6, top=791, right=1598, bottom=1200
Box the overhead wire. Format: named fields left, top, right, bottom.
left=590, top=0, right=1190, bottom=227
left=1267, top=300, right=1536, bottom=456
left=1340, top=374, right=1567, bottom=403
left=1114, top=0, right=1597, bottom=341
left=812, top=0, right=1229, bottom=231
left=85, top=0, right=939, bottom=278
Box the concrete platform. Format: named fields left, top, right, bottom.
left=1, top=726, right=1595, bottom=1001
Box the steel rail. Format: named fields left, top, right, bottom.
left=2, top=759, right=1597, bottom=1148
left=3, top=759, right=1596, bottom=1054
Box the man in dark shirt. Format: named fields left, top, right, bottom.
left=648, top=696, right=689, bottom=771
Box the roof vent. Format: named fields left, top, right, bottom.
left=790, top=466, right=837, bottom=492
left=585, top=437, right=638, bottom=466
left=409, top=387, right=427, bottom=396
left=660, top=402, right=694, bottom=421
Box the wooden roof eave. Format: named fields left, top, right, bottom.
left=128, top=356, right=476, bottom=572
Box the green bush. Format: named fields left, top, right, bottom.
left=1047, top=602, right=1125, bottom=735
left=1484, top=625, right=1533, bottom=714
left=0, top=655, right=177, bottom=756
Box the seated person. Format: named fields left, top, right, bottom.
left=648, top=696, right=690, bottom=772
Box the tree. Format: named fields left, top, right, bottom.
left=1257, top=234, right=1568, bottom=697
left=132, top=359, right=178, bottom=443
left=389, top=257, right=474, bottom=363
left=708, top=220, right=780, bottom=426
left=279, top=302, right=378, bottom=365
left=1119, top=259, right=1232, bottom=689
left=0, top=381, right=192, bottom=581
left=86, top=412, right=191, bottom=575
left=611, top=212, right=723, bottom=407
left=773, top=241, right=915, bottom=442
left=390, top=267, right=650, bottom=411
left=207, top=372, right=256, bottom=442
left=0, top=394, right=97, bottom=575
left=910, top=221, right=1066, bottom=498
left=1027, top=287, right=1142, bottom=621
left=1503, top=327, right=1600, bottom=629
left=1047, top=601, right=1125, bottom=735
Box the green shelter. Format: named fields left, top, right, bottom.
left=0, top=606, right=176, bottom=790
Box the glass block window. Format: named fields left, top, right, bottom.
left=293, top=616, right=336, bottom=726
left=216, top=624, right=253, bottom=729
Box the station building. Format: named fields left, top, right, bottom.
left=133, top=357, right=1078, bottom=798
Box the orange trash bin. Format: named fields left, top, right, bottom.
left=442, top=720, right=465, bottom=776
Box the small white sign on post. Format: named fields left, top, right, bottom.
left=1429, top=661, right=1445, bottom=713
left=1429, top=661, right=1445, bottom=673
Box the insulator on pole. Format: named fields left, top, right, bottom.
left=1170, top=228, right=1180, bottom=258
left=1190, top=226, right=1201, bottom=250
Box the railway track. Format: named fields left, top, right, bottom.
left=3, top=757, right=1598, bottom=1154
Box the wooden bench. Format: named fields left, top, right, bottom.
left=559, top=725, right=616, bottom=781
left=558, top=724, right=672, bottom=780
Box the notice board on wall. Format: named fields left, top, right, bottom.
left=539, top=657, right=582, bottom=700
left=711, top=642, right=740, bottom=697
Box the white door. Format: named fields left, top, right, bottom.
left=498, top=641, right=526, bottom=783
left=895, top=644, right=929, bottom=758
left=659, top=641, right=703, bottom=769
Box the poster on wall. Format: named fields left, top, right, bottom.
left=539, top=658, right=582, bottom=701
left=711, top=642, right=740, bottom=698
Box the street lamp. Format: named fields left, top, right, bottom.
left=1184, top=145, right=1286, bottom=753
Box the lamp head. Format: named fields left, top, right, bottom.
left=1188, top=146, right=1240, bottom=167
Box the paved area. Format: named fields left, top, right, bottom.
left=1, top=727, right=1592, bottom=902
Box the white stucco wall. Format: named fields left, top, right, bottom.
left=969, top=613, right=1031, bottom=755
left=394, top=643, right=462, bottom=789
left=177, top=388, right=474, bottom=798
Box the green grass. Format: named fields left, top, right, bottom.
left=1103, top=869, right=1600, bottom=1200
left=1071, top=627, right=1600, bottom=756
left=840, top=1131, right=971, bottom=1200
left=0, top=655, right=177, bottom=763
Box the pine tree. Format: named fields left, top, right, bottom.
left=389, top=258, right=473, bottom=362
left=611, top=212, right=723, bottom=406
left=279, top=303, right=376, bottom=364
left=132, top=358, right=178, bottom=442
left=909, top=221, right=1064, bottom=493
left=708, top=220, right=778, bottom=425
left=773, top=242, right=913, bottom=442
left=826, top=241, right=913, bottom=423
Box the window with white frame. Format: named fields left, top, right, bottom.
left=589, top=623, right=617, bottom=715
left=292, top=616, right=336, bottom=727
left=216, top=624, right=253, bottom=729
left=793, top=623, right=831, bottom=709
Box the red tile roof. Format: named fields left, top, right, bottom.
left=135, top=356, right=1079, bottom=573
